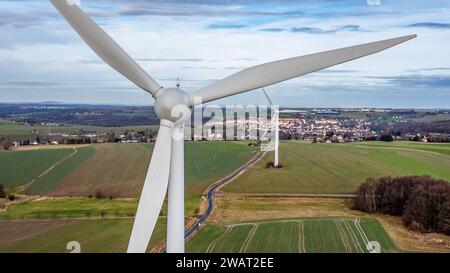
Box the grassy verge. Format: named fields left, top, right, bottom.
left=0, top=197, right=137, bottom=220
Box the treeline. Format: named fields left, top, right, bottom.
left=373, top=120, right=450, bottom=135
left=352, top=176, right=450, bottom=235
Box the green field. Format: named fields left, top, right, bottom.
left=0, top=142, right=256, bottom=215
left=0, top=218, right=166, bottom=253
left=0, top=217, right=397, bottom=253
left=0, top=148, right=75, bottom=189
left=187, top=217, right=398, bottom=253
left=224, top=141, right=450, bottom=194
left=25, top=147, right=96, bottom=195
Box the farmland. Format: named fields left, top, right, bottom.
left=1, top=216, right=398, bottom=253
left=0, top=218, right=165, bottom=253
left=1, top=141, right=450, bottom=253
left=0, top=142, right=257, bottom=215
left=187, top=217, right=398, bottom=253
left=224, top=141, right=450, bottom=194
left=26, top=147, right=96, bottom=195
left=0, top=148, right=76, bottom=189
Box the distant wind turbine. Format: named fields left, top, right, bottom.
left=261, top=89, right=306, bottom=167
left=49, top=0, right=416, bottom=253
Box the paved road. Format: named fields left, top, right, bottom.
left=184, top=151, right=265, bottom=240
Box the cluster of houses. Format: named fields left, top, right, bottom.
left=277, top=117, right=376, bottom=142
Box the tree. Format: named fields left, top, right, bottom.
left=94, top=188, right=104, bottom=199
left=352, top=177, right=377, bottom=213
left=0, top=184, right=6, bottom=198
left=353, top=175, right=450, bottom=235
left=379, top=134, right=393, bottom=142
left=437, top=202, right=450, bottom=235
left=403, top=181, right=450, bottom=232
left=1, top=140, right=12, bottom=150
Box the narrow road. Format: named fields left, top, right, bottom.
left=184, top=151, right=265, bottom=240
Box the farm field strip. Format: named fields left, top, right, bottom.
left=206, top=226, right=233, bottom=253
left=298, top=220, right=305, bottom=253
left=188, top=217, right=398, bottom=253
left=355, top=218, right=370, bottom=249
left=342, top=220, right=364, bottom=252
left=335, top=220, right=352, bottom=252
left=239, top=224, right=258, bottom=253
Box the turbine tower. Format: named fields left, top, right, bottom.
left=262, top=89, right=305, bottom=167
left=49, top=0, right=416, bottom=253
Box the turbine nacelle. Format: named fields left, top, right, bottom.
left=154, top=88, right=191, bottom=123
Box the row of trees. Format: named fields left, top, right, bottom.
left=352, top=176, right=450, bottom=235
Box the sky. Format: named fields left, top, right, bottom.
left=0, top=0, right=450, bottom=108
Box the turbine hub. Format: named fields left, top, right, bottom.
left=154, top=88, right=191, bottom=122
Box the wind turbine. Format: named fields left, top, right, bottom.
left=49, top=0, right=416, bottom=253
left=261, top=89, right=306, bottom=167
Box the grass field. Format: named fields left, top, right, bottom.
left=0, top=148, right=75, bottom=189
left=0, top=198, right=137, bottom=220
left=187, top=217, right=398, bottom=253
left=25, top=147, right=96, bottom=195
left=0, top=218, right=166, bottom=253
left=224, top=141, right=450, bottom=194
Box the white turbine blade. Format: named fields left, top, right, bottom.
left=191, top=35, right=416, bottom=104
left=50, top=0, right=161, bottom=96
left=262, top=88, right=274, bottom=106
left=127, top=120, right=173, bottom=253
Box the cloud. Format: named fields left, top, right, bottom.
left=368, top=74, right=450, bottom=89
left=408, top=67, right=450, bottom=73
left=260, top=28, right=284, bottom=32
left=317, top=69, right=359, bottom=74
left=208, top=23, right=248, bottom=29
left=260, top=25, right=362, bottom=34
left=181, top=66, right=246, bottom=70
left=405, top=22, right=450, bottom=29
left=135, top=58, right=203, bottom=62
left=0, top=10, right=44, bottom=28
left=2, top=0, right=450, bottom=107
left=290, top=24, right=362, bottom=34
